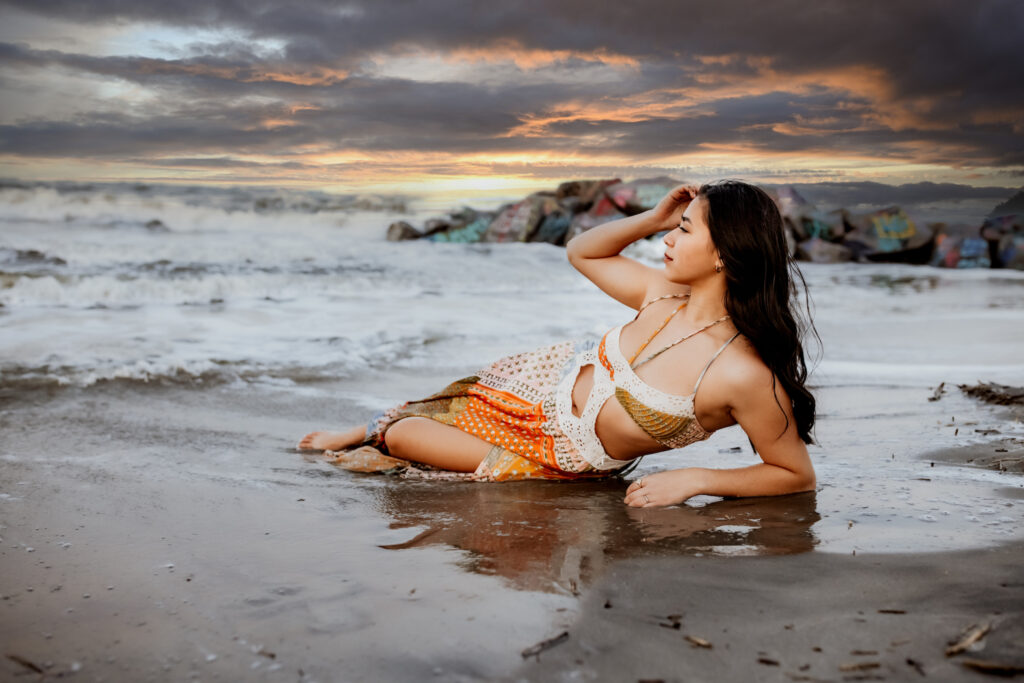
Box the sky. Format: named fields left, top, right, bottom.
left=0, top=0, right=1022, bottom=207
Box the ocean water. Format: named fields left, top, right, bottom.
left=2, top=181, right=1023, bottom=555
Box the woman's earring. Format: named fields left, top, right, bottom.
left=714, top=263, right=723, bottom=273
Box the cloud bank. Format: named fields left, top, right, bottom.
left=0, top=0, right=1021, bottom=191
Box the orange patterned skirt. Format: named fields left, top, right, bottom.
left=345, top=338, right=636, bottom=481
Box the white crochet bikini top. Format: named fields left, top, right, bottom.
left=555, top=294, right=739, bottom=470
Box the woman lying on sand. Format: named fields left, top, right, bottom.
left=299, top=180, right=817, bottom=507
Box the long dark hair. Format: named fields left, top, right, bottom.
left=698, top=180, right=817, bottom=444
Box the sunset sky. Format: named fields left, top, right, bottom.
left=1, top=0, right=1021, bottom=207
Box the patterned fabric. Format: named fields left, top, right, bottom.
left=602, top=324, right=740, bottom=449
left=360, top=338, right=635, bottom=481
left=615, top=386, right=697, bottom=444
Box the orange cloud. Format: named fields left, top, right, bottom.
left=681, top=57, right=958, bottom=133
left=245, top=68, right=349, bottom=85
left=438, top=39, right=641, bottom=69
left=257, top=103, right=322, bottom=129
left=504, top=52, right=972, bottom=146
left=133, top=58, right=348, bottom=85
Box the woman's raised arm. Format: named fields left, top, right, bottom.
left=565, top=184, right=698, bottom=310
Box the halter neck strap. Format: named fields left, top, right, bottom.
left=693, top=332, right=741, bottom=392
left=630, top=314, right=732, bottom=370
left=632, top=292, right=689, bottom=321
left=627, top=298, right=688, bottom=365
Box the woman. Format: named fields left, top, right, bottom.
left=299, top=180, right=817, bottom=507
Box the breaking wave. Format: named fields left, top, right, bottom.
left=0, top=330, right=465, bottom=393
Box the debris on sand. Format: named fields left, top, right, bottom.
left=657, top=614, right=683, bottom=630
left=958, top=382, right=1024, bottom=405
left=906, top=657, right=926, bottom=676
left=838, top=661, right=881, bottom=672
left=945, top=622, right=991, bottom=656
left=960, top=658, right=1024, bottom=675
left=684, top=635, right=713, bottom=649
left=949, top=615, right=1024, bottom=674
left=5, top=654, right=44, bottom=675
left=521, top=631, right=570, bottom=659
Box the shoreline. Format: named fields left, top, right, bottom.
left=1, top=381, right=1022, bottom=681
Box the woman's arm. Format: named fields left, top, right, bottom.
left=566, top=184, right=697, bottom=310
left=623, top=459, right=815, bottom=508
left=623, top=359, right=815, bottom=507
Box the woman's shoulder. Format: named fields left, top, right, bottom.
left=714, top=335, right=780, bottom=397
left=688, top=333, right=788, bottom=434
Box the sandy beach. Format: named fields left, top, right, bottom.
left=512, top=541, right=1024, bottom=682
left=2, top=186, right=1023, bottom=681
left=2, top=373, right=1022, bottom=682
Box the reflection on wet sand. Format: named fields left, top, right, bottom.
left=371, top=479, right=819, bottom=594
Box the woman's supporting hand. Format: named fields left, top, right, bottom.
left=623, top=468, right=706, bottom=507
left=623, top=462, right=816, bottom=507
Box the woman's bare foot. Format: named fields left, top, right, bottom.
left=297, top=424, right=367, bottom=451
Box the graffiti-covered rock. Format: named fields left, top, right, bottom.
left=482, top=193, right=558, bottom=243
left=843, top=207, right=935, bottom=264
left=383, top=179, right=1023, bottom=272
left=530, top=208, right=574, bottom=245
left=564, top=192, right=627, bottom=243
left=606, top=176, right=681, bottom=214
left=774, top=187, right=844, bottom=242
left=929, top=222, right=997, bottom=269
left=796, top=237, right=853, bottom=263
left=981, top=214, right=1024, bottom=269
left=555, top=179, right=620, bottom=209
left=427, top=208, right=496, bottom=243
left=386, top=220, right=422, bottom=241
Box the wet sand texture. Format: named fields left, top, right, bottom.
left=1, top=376, right=1021, bottom=683
left=512, top=543, right=1024, bottom=682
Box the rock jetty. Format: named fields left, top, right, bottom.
left=388, top=179, right=1024, bottom=270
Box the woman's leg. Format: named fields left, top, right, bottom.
left=383, top=417, right=491, bottom=472
left=298, top=424, right=367, bottom=451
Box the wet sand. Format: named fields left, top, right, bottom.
left=510, top=542, right=1024, bottom=682
left=1, top=373, right=1023, bottom=682
left=925, top=404, right=1024, bottom=475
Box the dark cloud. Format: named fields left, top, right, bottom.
left=5, top=0, right=1020, bottom=98
left=550, top=91, right=858, bottom=151
left=138, top=156, right=313, bottom=169
left=547, top=92, right=1023, bottom=166
left=0, top=75, right=569, bottom=156
left=0, top=0, right=1021, bottom=175
left=0, top=114, right=300, bottom=157
left=776, top=181, right=1017, bottom=208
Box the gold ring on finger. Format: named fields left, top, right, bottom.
left=643, top=494, right=650, bottom=505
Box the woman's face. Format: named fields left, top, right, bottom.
left=661, top=196, right=720, bottom=283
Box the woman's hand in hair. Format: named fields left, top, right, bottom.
left=651, top=184, right=700, bottom=232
